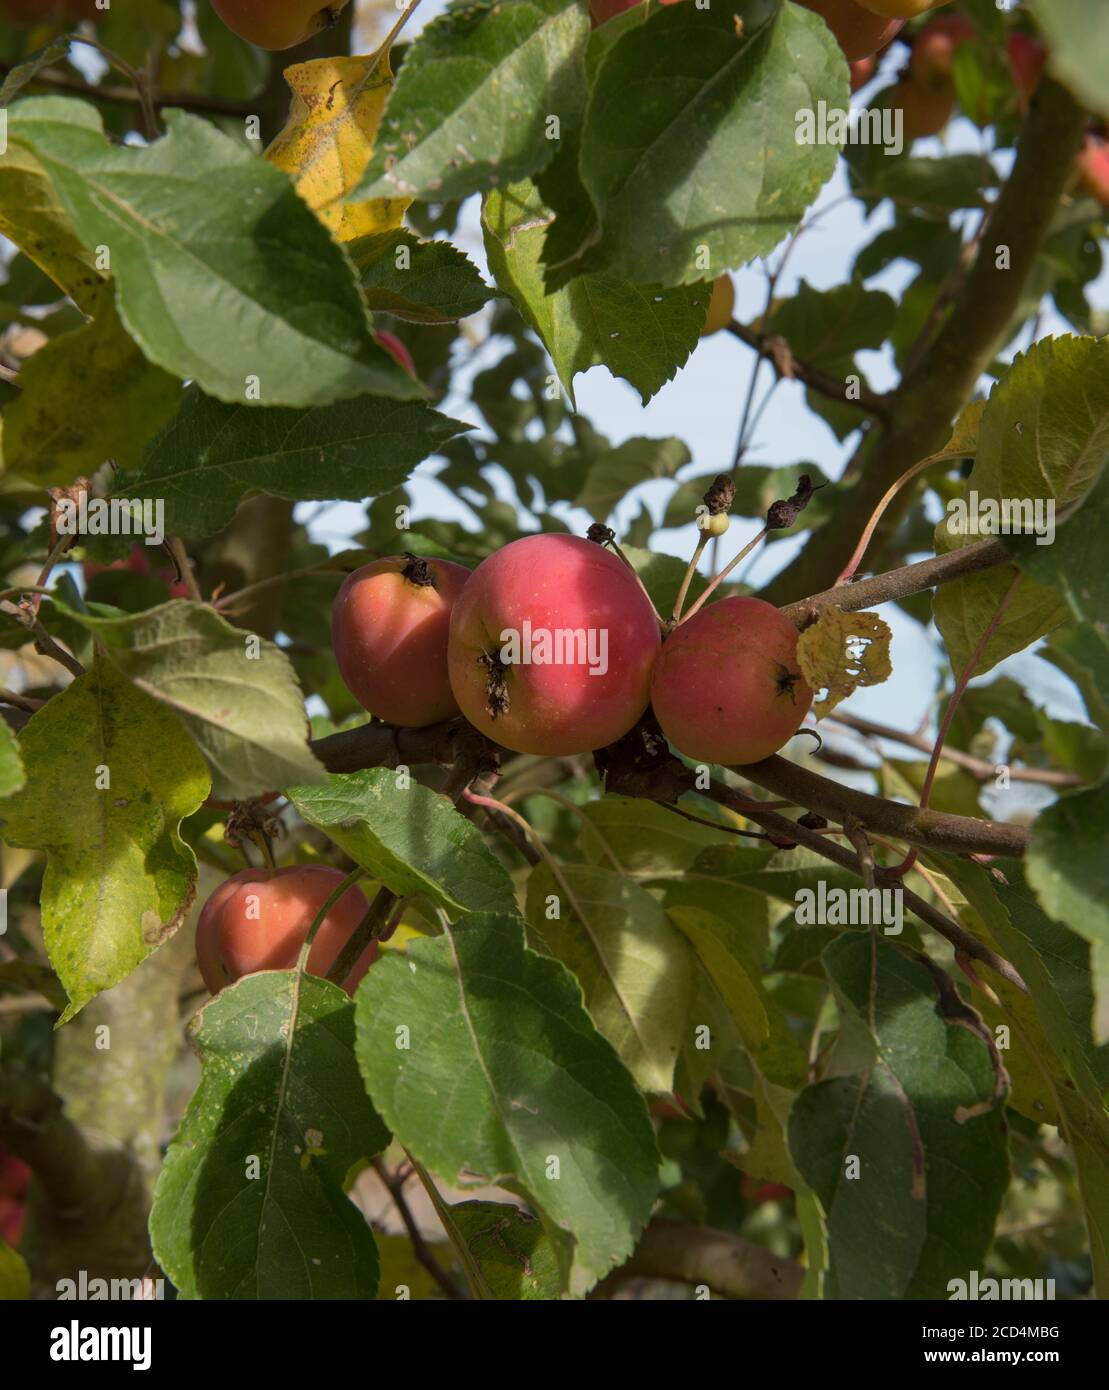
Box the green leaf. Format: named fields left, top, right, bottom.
left=0, top=1241, right=29, bottom=1301
left=0, top=97, right=103, bottom=311
left=573, top=436, right=690, bottom=518
left=994, top=337, right=1109, bottom=626
left=668, top=903, right=806, bottom=1186
left=1029, top=0, right=1109, bottom=119
left=121, top=386, right=468, bottom=540
left=789, top=934, right=1010, bottom=1299
left=526, top=862, right=698, bottom=1093
left=0, top=658, right=208, bottom=1021
left=0, top=720, right=25, bottom=800
left=569, top=0, right=842, bottom=287
left=448, top=1200, right=563, bottom=1300
left=580, top=795, right=737, bottom=876
left=150, top=971, right=389, bottom=1299
left=483, top=179, right=703, bottom=406
left=1041, top=624, right=1109, bottom=734
left=855, top=154, right=1000, bottom=216
left=354, top=914, right=660, bottom=1297
left=289, top=768, right=517, bottom=919
left=57, top=599, right=326, bottom=801
left=352, top=229, right=495, bottom=323
left=1026, top=781, right=1109, bottom=1039
left=932, top=337, right=1109, bottom=673
left=11, top=99, right=418, bottom=407
left=1, top=285, right=181, bottom=485
left=939, top=854, right=1109, bottom=1294
left=351, top=0, right=589, bottom=205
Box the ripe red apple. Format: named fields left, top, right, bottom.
left=61, top=0, right=104, bottom=19
left=1077, top=135, right=1109, bottom=205
left=741, top=1174, right=793, bottom=1204
left=650, top=596, right=812, bottom=765
left=700, top=274, right=735, bottom=337
left=375, top=329, right=417, bottom=379
left=195, top=865, right=378, bottom=997
left=857, top=0, right=951, bottom=18
left=909, top=12, right=975, bottom=90
left=890, top=74, right=954, bottom=140
left=1006, top=32, right=1045, bottom=105
left=797, top=0, right=904, bottom=63
left=209, top=0, right=349, bottom=51
left=447, top=533, right=662, bottom=757
left=0, top=0, right=57, bottom=20
left=332, top=554, right=470, bottom=727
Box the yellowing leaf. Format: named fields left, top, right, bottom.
left=945, top=399, right=986, bottom=456
left=0, top=138, right=102, bottom=312
left=0, top=284, right=182, bottom=485
left=796, top=607, right=893, bottom=718
left=265, top=53, right=411, bottom=243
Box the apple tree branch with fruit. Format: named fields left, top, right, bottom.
left=0, top=0, right=1105, bottom=1308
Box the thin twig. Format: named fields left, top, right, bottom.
left=371, top=1156, right=466, bottom=1301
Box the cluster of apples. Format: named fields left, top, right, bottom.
left=332, top=533, right=812, bottom=764
left=196, top=533, right=813, bottom=1000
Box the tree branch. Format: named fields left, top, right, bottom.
left=0, top=63, right=257, bottom=119
left=727, top=319, right=891, bottom=419
left=735, top=754, right=1029, bottom=859
left=777, top=538, right=1010, bottom=625
left=601, top=1219, right=803, bottom=1300
left=760, top=78, right=1087, bottom=604
left=828, top=710, right=1084, bottom=789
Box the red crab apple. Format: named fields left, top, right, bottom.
left=890, top=74, right=954, bottom=140
left=0, top=1152, right=30, bottom=1201
left=0, top=1196, right=25, bottom=1247
left=376, top=329, right=417, bottom=378
left=650, top=596, right=812, bottom=765
left=797, top=0, right=904, bottom=63
left=332, top=554, right=470, bottom=727
left=448, top=533, right=662, bottom=757
left=195, top=865, right=378, bottom=997
left=1077, top=135, right=1109, bottom=205
left=209, top=0, right=349, bottom=50
left=0, top=0, right=56, bottom=20
left=909, top=13, right=975, bottom=89
left=1006, top=32, right=1045, bottom=104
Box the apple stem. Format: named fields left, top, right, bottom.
left=672, top=534, right=708, bottom=624
left=295, top=867, right=365, bottom=976
left=326, top=886, right=399, bottom=988
left=678, top=526, right=767, bottom=623
left=886, top=567, right=1022, bottom=880
left=834, top=446, right=970, bottom=588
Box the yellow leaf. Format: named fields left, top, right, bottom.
left=944, top=398, right=986, bottom=456
left=796, top=607, right=892, bottom=718
left=265, top=53, right=412, bottom=243
left=0, top=141, right=102, bottom=313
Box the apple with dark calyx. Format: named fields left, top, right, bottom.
left=195, top=865, right=378, bottom=997
left=650, top=596, right=812, bottom=765
left=209, top=0, right=349, bottom=51
left=448, top=533, right=662, bottom=757
left=797, top=0, right=904, bottom=63
left=332, top=554, right=471, bottom=727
